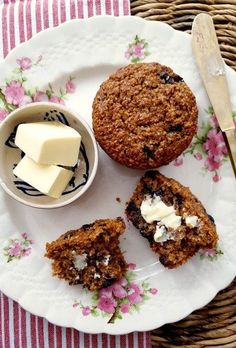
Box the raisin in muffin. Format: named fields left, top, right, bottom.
left=125, top=171, right=218, bottom=268
left=92, top=63, right=198, bottom=169
left=45, top=218, right=128, bottom=291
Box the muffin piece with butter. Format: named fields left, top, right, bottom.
left=92, top=62, right=198, bottom=169
left=45, top=218, right=128, bottom=291
left=125, top=171, right=218, bottom=268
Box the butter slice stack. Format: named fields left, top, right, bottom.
left=13, top=156, right=73, bottom=199
left=14, top=121, right=81, bottom=199
left=15, top=121, right=81, bottom=166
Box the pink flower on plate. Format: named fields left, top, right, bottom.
left=0, top=109, right=8, bottom=121
left=120, top=304, right=130, bottom=314
left=5, top=81, right=25, bottom=106
left=22, top=247, right=32, bottom=257
left=209, top=115, right=218, bottom=128
left=213, top=174, right=221, bottom=183
left=204, top=156, right=221, bottom=172
left=111, top=283, right=127, bottom=299
left=149, top=288, right=158, bottom=295
left=65, top=80, right=76, bottom=94
left=73, top=303, right=79, bottom=308
left=203, top=129, right=227, bottom=158
left=127, top=283, right=143, bottom=305
left=49, top=96, right=65, bottom=105
left=217, top=141, right=228, bottom=156
left=125, top=48, right=132, bottom=59
left=16, top=57, right=32, bottom=70
left=97, top=296, right=117, bottom=314
left=213, top=152, right=225, bottom=163
left=194, top=152, right=202, bottom=161
left=206, top=128, right=222, bottom=141
left=19, top=95, right=32, bottom=107
left=208, top=249, right=217, bottom=257
left=99, top=287, right=113, bottom=298
left=21, top=232, right=33, bottom=245
left=203, top=248, right=217, bottom=257
left=8, top=242, right=22, bottom=257
left=132, top=43, right=145, bottom=58
left=82, top=306, right=91, bottom=316
left=33, top=91, right=48, bottom=102
left=128, top=263, right=136, bottom=270
left=117, top=277, right=128, bottom=287
left=173, top=157, right=183, bottom=167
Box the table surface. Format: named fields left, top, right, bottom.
left=130, top=1, right=236, bottom=347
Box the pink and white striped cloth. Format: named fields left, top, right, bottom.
left=0, top=0, right=130, bottom=59
left=0, top=293, right=150, bottom=348
left=0, top=0, right=151, bottom=347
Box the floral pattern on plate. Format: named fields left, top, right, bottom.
left=0, top=56, right=75, bottom=121
left=2, top=233, right=33, bottom=262
left=174, top=107, right=236, bottom=182
left=0, top=16, right=236, bottom=335
left=73, top=263, right=158, bottom=324
left=125, top=35, right=150, bottom=63
left=199, top=244, right=223, bottom=261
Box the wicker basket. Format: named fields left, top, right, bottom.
left=131, top=0, right=236, bottom=70
left=130, top=1, right=236, bottom=347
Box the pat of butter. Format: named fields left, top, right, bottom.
left=73, top=254, right=87, bottom=270
left=15, top=121, right=81, bottom=166
left=154, top=225, right=166, bottom=242
left=185, top=215, right=198, bottom=228
left=140, top=195, right=175, bottom=223
left=13, top=156, right=73, bottom=198
left=162, top=214, right=182, bottom=229
left=140, top=195, right=182, bottom=229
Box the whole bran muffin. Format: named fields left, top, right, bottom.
left=92, top=63, right=198, bottom=169
left=45, top=218, right=128, bottom=292
left=125, top=171, right=218, bottom=268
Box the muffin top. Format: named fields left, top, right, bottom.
left=92, top=62, right=198, bottom=169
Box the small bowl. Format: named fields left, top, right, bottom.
left=0, top=102, right=98, bottom=209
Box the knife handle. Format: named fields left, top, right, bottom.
left=192, top=14, right=235, bottom=131
left=224, top=128, right=236, bottom=177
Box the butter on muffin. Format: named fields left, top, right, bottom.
left=45, top=218, right=128, bottom=291
left=125, top=171, right=218, bottom=268
left=92, top=63, right=198, bottom=169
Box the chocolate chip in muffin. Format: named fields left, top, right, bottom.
left=208, top=214, right=215, bottom=224
left=143, top=145, right=155, bottom=159
left=81, top=223, right=95, bottom=230
left=167, top=124, right=183, bottom=132
left=159, top=72, right=184, bottom=84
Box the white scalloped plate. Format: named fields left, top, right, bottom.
left=0, top=16, right=235, bottom=334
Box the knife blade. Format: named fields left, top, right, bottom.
left=192, top=13, right=236, bottom=177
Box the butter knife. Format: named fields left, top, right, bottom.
left=192, top=13, right=236, bottom=177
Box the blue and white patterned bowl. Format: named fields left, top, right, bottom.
left=0, top=102, right=98, bottom=208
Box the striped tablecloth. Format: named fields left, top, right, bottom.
left=0, top=1, right=151, bottom=347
